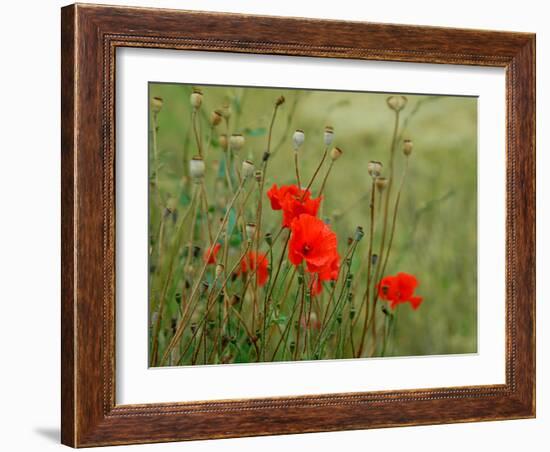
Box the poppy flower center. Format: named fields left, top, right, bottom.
left=303, top=244, right=311, bottom=254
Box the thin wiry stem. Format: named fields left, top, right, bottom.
left=150, top=187, right=198, bottom=366
left=181, top=242, right=250, bottom=366
left=160, top=180, right=246, bottom=365
left=318, top=160, right=334, bottom=198
left=192, top=109, right=203, bottom=157
left=356, top=179, right=376, bottom=357
left=294, top=151, right=301, bottom=188
left=251, top=99, right=283, bottom=332
left=304, top=147, right=327, bottom=194
left=293, top=274, right=306, bottom=360
left=364, top=109, right=400, bottom=357
left=380, top=157, right=410, bottom=279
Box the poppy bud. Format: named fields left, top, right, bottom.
left=230, top=133, right=245, bottom=151
left=330, top=146, right=343, bottom=161
left=175, top=293, right=182, bottom=305
left=190, top=88, right=203, bottom=110
left=289, top=341, right=296, bottom=353
left=275, top=95, right=285, bottom=106
left=170, top=317, right=177, bottom=334
left=210, top=109, right=223, bottom=126
left=254, top=170, right=263, bottom=183
left=349, top=306, right=356, bottom=319
left=403, top=139, right=413, bottom=156
left=368, top=161, right=383, bottom=178
left=215, top=263, right=224, bottom=279
left=386, top=95, right=408, bottom=112
left=264, top=232, right=273, bottom=246
left=189, top=156, right=205, bottom=182
left=231, top=294, right=241, bottom=306
left=375, top=177, right=388, bottom=192
left=292, top=129, right=305, bottom=151
left=245, top=222, right=256, bottom=241
left=354, top=226, right=364, bottom=242
left=218, top=134, right=228, bottom=150
left=371, top=254, right=378, bottom=266
left=241, top=159, right=255, bottom=179
left=192, top=245, right=201, bottom=259
left=324, top=126, right=334, bottom=146
left=151, top=96, right=163, bottom=113
left=190, top=322, right=197, bottom=334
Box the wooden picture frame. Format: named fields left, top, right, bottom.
left=61, top=3, right=535, bottom=447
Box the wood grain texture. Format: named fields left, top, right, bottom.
left=60, top=3, right=536, bottom=447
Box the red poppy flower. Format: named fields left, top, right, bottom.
left=203, top=243, right=221, bottom=265
left=377, top=272, right=423, bottom=310
left=240, top=251, right=269, bottom=287
left=289, top=214, right=340, bottom=284
left=267, top=183, right=322, bottom=228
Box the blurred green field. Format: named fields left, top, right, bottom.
left=149, top=82, right=477, bottom=358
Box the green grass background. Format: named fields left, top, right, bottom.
left=149, top=82, right=477, bottom=357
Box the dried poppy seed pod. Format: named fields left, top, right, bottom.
left=218, top=133, right=228, bottom=151
left=275, top=95, right=285, bottom=106
left=324, top=126, right=334, bottom=146
left=230, top=134, right=245, bottom=152
left=403, top=139, right=413, bottom=156
left=330, top=146, right=343, bottom=161
left=245, top=223, right=256, bottom=241
left=386, top=95, right=408, bottom=112
left=215, top=263, right=224, bottom=279
left=189, top=156, right=205, bottom=182
left=368, top=161, right=383, bottom=178
left=210, top=109, right=223, bottom=127
left=375, top=176, right=388, bottom=192
left=221, top=102, right=231, bottom=119
left=190, top=88, right=203, bottom=110
left=241, top=159, right=255, bottom=179
left=151, top=96, right=163, bottom=113
left=292, top=129, right=305, bottom=151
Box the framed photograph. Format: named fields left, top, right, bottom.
left=61, top=3, right=535, bottom=447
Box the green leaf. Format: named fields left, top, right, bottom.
left=272, top=315, right=287, bottom=326
left=243, top=127, right=267, bottom=137
left=179, top=191, right=191, bottom=206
